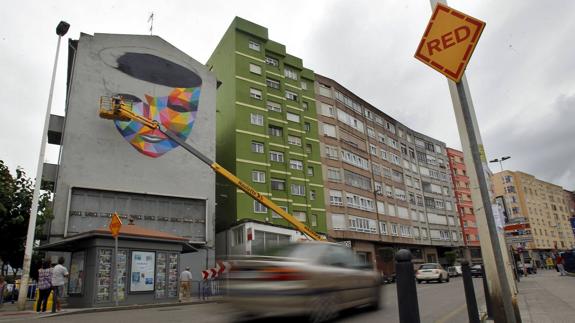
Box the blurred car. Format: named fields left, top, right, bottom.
left=470, top=264, right=483, bottom=277
left=416, top=263, right=449, bottom=283
left=224, top=242, right=381, bottom=322
left=447, top=266, right=461, bottom=277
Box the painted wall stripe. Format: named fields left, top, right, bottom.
left=268, top=117, right=288, bottom=124
left=236, top=75, right=266, bottom=87
left=302, top=95, right=316, bottom=102
left=236, top=158, right=271, bottom=167
left=236, top=101, right=267, bottom=112
left=235, top=51, right=265, bottom=63
left=236, top=129, right=269, bottom=139
left=268, top=93, right=286, bottom=101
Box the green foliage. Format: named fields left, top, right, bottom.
left=0, top=160, right=53, bottom=276
left=445, top=251, right=458, bottom=266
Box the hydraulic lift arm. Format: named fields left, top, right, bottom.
left=99, top=96, right=323, bottom=241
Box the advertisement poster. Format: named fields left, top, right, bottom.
left=97, top=248, right=112, bottom=302
left=130, top=251, right=155, bottom=292
left=68, top=251, right=85, bottom=295
left=167, top=253, right=179, bottom=298
left=155, top=253, right=167, bottom=299
left=116, top=250, right=128, bottom=301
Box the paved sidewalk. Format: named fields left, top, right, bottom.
left=516, top=269, right=575, bottom=323
left=0, top=297, right=220, bottom=322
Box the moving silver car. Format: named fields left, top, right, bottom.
left=224, top=242, right=381, bottom=322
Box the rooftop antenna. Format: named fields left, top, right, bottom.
left=148, top=12, right=154, bottom=35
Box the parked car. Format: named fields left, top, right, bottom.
left=470, top=264, right=483, bottom=277
left=416, top=263, right=449, bottom=283
left=447, top=266, right=461, bottom=277
left=225, top=242, right=381, bottom=322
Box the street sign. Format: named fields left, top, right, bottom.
left=506, top=236, right=533, bottom=244
left=415, top=3, right=486, bottom=82
left=109, top=212, right=122, bottom=237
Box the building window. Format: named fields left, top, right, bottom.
left=291, top=184, right=305, bottom=196
left=300, top=81, right=307, bottom=90
left=271, top=178, right=285, bottom=191
left=250, top=88, right=262, bottom=100
left=331, top=213, right=346, bottom=230
left=310, top=189, right=316, bottom=200
left=286, top=112, right=300, bottom=123
left=329, top=190, right=343, bottom=205
left=268, top=125, right=283, bottom=137
left=251, top=141, right=264, bottom=153
left=370, top=144, right=377, bottom=156
left=265, top=56, right=278, bottom=67
left=305, top=143, right=312, bottom=153
left=270, top=151, right=284, bottom=162
left=250, top=113, right=264, bottom=126
left=391, top=223, right=399, bottom=236
left=266, top=78, right=280, bottom=90
left=321, top=103, right=335, bottom=117
left=311, top=214, right=318, bottom=226
left=327, top=168, right=341, bottom=182
left=289, top=159, right=303, bottom=170
left=266, top=101, right=282, bottom=113
left=304, top=122, right=311, bottom=133
left=323, top=123, right=336, bottom=137
left=340, top=149, right=370, bottom=170
left=325, top=145, right=339, bottom=159
left=284, top=67, right=298, bottom=80
left=254, top=200, right=267, bottom=213
left=380, top=222, right=388, bottom=235
left=307, top=167, right=314, bottom=176
left=248, top=40, right=260, bottom=51
left=349, top=216, right=377, bottom=233
left=287, top=135, right=301, bottom=146
left=302, top=101, right=309, bottom=111
left=232, top=227, right=244, bottom=246
left=252, top=170, right=265, bottom=183
left=318, top=83, right=332, bottom=97
left=271, top=206, right=288, bottom=218
left=345, top=192, right=374, bottom=211
left=249, top=63, right=261, bottom=75
left=285, top=90, right=298, bottom=101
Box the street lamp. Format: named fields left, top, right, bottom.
left=489, top=156, right=511, bottom=173
left=17, top=21, right=70, bottom=310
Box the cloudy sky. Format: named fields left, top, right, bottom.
left=1, top=0, right=574, bottom=190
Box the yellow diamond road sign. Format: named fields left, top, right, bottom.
left=109, top=212, right=122, bottom=238
left=415, top=3, right=486, bottom=83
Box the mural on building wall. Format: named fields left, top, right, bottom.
left=102, top=52, right=202, bottom=158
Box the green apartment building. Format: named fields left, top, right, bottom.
left=208, top=17, right=326, bottom=256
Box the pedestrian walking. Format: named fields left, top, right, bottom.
left=179, top=267, right=192, bottom=302
left=51, top=257, right=69, bottom=313
left=36, top=260, right=53, bottom=313
left=556, top=253, right=568, bottom=276
left=0, top=275, right=6, bottom=307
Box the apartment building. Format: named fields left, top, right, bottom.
left=492, top=171, right=575, bottom=262
left=208, top=17, right=327, bottom=256
left=315, top=74, right=462, bottom=266
left=447, top=148, right=482, bottom=260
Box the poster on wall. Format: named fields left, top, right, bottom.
left=155, top=253, right=167, bottom=299
left=96, top=248, right=112, bottom=302
left=68, top=251, right=85, bottom=295
left=167, top=253, right=178, bottom=298
left=130, top=251, right=155, bottom=292
left=116, top=250, right=128, bottom=301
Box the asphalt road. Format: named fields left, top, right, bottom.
left=32, top=276, right=485, bottom=323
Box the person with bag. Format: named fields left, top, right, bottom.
left=36, top=260, right=53, bottom=312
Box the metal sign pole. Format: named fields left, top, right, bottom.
left=114, top=236, right=118, bottom=306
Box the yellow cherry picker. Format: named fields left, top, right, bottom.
left=99, top=96, right=323, bottom=241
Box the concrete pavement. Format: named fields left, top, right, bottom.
left=516, top=269, right=575, bottom=323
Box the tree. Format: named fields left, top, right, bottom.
left=0, top=160, right=53, bottom=278
left=445, top=251, right=458, bottom=266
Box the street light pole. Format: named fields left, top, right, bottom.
left=17, top=21, right=70, bottom=311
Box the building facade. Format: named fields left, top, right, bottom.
left=447, top=148, right=482, bottom=260
left=43, top=33, right=218, bottom=300
left=492, top=171, right=575, bottom=262
left=208, top=17, right=327, bottom=256
left=315, top=74, right=462, bottom=267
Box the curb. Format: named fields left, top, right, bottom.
left=40, top=298, right=223, bottom=318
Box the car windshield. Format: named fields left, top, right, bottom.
left=420, top=264, right=437, bottom=269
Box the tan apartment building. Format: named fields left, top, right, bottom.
left=492, top=171, right=575, bottom=263
left=315, top=74, right=462, bottom=268
left=447, top=148, right=482, bottom=262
